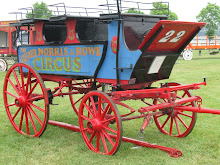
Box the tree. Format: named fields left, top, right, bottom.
left=26, top=2, right=52, bottom=19
left=196, top=3, right=220, bottom=41
left=150, top=2, right=178, bottom=21
left=125, top=8, right=145, bottom=14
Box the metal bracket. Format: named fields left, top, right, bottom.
left=47, top=89, right=58, bottom=105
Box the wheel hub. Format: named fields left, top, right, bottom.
left=15, top=96, right=27, bottom=108
left=87, top=118, right=102, bottom=131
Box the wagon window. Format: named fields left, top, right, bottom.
left=12, top=30, right=29, bottom=46
left=76, top=20, right=108, bottom=41
left=43, top=22, right=67, bottom=43
left=123, top=16, right=162, bottom=50
left=0, top=31, right=8, bottom=47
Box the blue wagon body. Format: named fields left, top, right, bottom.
left=17, top=13, right=204, bottom=87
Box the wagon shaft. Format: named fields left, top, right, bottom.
left=48, top=120, right=183, bottom=158
left=175, top=106, right=220, bottom=115
left=138, top=96, right=201, bottom=113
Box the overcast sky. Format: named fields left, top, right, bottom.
left=0, top=0, right=220, bottom=22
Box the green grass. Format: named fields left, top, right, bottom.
left=0, top=50, right=220, bottom=164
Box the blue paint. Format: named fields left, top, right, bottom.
left=97, top=21, right=142, bottom=81
left=18, top=44, right=104, bottom=77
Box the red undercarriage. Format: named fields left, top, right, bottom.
left=40, top=75, right=220, bottom=157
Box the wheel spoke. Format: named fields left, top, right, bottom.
left=20, top=66, right=25, bottom=92
left=96, top=132, right=100, bottom=152
left=102, top=129, right=115, bottom=146
left=25, top=71, right=31, bottom=94
left=12, top=107, right=22, bottom=121
left=12, top=69, right=22, bottom=93
left=27, top=105, right=43, bottom=126
left=7, top=103, right=16, bottom=107
left=155, top=113, right=165, bottom=118
left=89, top=131, right=96, bottom=143
left=89, top=96, right=97, bottom=116
left=19, top=108, right=25, bottom=131
left=25, top=109, right=30, bottom=135
left=27, top=109, right=37, bottom=134
left=178, top=111, right=192, bottom=118
left=5, top=91, right=19, bottom=99
left=26, top=81, right=39, bottom=99
left=98, top=96, right=102, bottom=118
left=101, top=104, right=110, bottom=120
left=177, top=114, right=189, bottom=129
left=29, top=103, right=45, bottom=113
left=102, top=125, right=117, bottom=134
left=28, top=95, right=44, bottom=102
left=161, top=115, right=171, bottom=128
left=100, top=131, right=108, bottom=153
left=83, top=103, right=95, bottom=119
left=169, top=117, right=174, bottom=135
left=8, top=78, right=20, bottom=95
left=101, top=117, right=116, bottom=124
left=174, top=117, right=181, bottom=135
left=182, top=91, right=187, bottom=98
left=80, top=115, right=93, bottom=123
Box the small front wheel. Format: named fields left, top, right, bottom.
left=153, top=82, right=197, bottom=138
left=79, top=91, right=122, bottom=155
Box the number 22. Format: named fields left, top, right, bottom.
left=158, top=30, right=186, bottom=43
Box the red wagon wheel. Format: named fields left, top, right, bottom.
left=78, top=91, right=122, bottom=155
left=3, top=63, right=49, bottom=137
left=69, top=79, right=102, bottom=115
left=153, top=82, right=197, bottom=138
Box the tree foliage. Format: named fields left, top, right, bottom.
left=150, top=2, right=178, bottom=21
left=125, top=8, right=144, bottom=14
left=26, top=2, right=52, bottom=19
left=196, top=3, right=220, bottom=40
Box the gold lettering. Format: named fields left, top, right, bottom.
left=49, top=48, right=54, bottom=56
left=82, top=47, right=87, bottom=56
left=76, top=47, right=81, bottom=56
left=38, top=48, right=43, bottom=56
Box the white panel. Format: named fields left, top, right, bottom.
left=148, top=56, right=166, bottom=74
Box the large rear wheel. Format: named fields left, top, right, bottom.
left=3, top=63, right=49, bottom=137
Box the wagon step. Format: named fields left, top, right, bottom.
left=48, top=120, right=183, bottom=157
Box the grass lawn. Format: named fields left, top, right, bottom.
left=0, top=50, right=219, bottom=164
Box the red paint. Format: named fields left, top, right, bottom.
left=138, top=20, right=206, bottom=52
left=96, top=78, right=128, bottom=85
left=34, top=22, right=45, bottom=45
left=111, top=36, right=120, bottom=54
left=64, top=19, right=80, bottom=44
